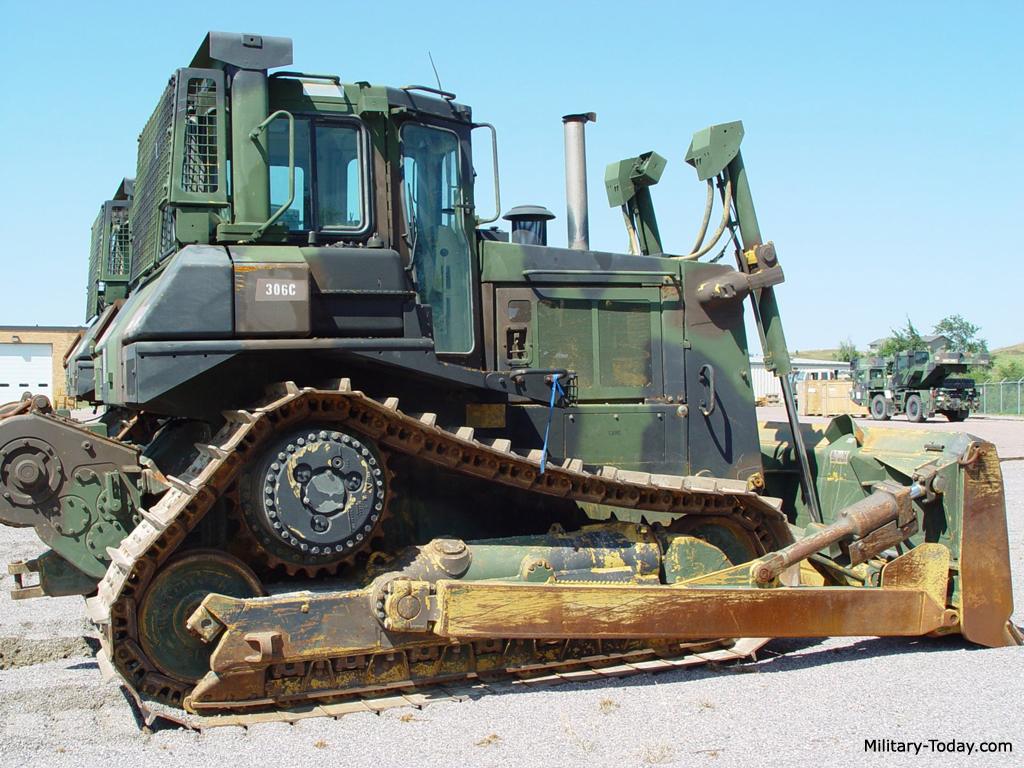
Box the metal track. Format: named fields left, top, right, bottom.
left=84, top=380, right=789, bottom=726
left=148, top=637, right=770, bottom=728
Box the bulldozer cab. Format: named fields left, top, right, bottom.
left=265, top=101, right=477, bottom=357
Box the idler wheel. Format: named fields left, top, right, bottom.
left=137, top=550, right=263, bottom=684
left=240, top=426, right=387, bottom=571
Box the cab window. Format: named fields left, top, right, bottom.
left=269, top=118, right=366, bottom=234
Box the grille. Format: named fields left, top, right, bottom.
left=538, top=299, right=594, bottom=387
left=598, top=301, right=652, bottom=387
left=108, top=206, right=131, bottom=276
left=945, top=378, right=976, bottom=389
left=86, top=207, right=104, bottom=321
left=181, top=77, right=220, bottom=194
left=129, top=75, right=176, bottom=284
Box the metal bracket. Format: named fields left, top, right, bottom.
left=8, top=560, right=44, bottom=600
left=485, top=369, right=576, bottom=406
left=382, top=579, right=436, bottom=632
left=243, top=631, right=284, bottom=663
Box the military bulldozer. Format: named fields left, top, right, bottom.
left=0, top=32, right=1018, bottom=727
left=851, top=349, right=987, bottom=422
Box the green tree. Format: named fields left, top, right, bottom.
left=933, top=314, right=988, bottom=353
left=834, top=337, right=862, bottom=364
left=993, top=360, right=1024, bottom=381
left=877, top=317, right=925, bottom=357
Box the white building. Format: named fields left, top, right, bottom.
left=748, top=355, right=851, bottom=400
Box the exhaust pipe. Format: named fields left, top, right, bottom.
left=191, top=32, right=293, bottom=227
left=562, top=113, right=596, bottom=250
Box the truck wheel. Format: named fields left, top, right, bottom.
left=906, top=394, right=925, bottom=423
left=870, top=395, right=889, bottom=421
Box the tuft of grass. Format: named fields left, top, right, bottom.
left=562, top=715, right=593, bottom=752
left=599, top=698, right=620, bottom=715
left=640, top=744, right=676, bottom=764
left=476, top=734, right=501, bottom=747
left=313, top=739, right=327, bottom=749
left=398, top=711, right=427, bottom=722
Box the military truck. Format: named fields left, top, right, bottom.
left=0, top=32, right=1016, bottom=727
left=851, top=349, right=987, bottom=422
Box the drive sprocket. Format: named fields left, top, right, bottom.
left=232, top=424, right=393, bottom=578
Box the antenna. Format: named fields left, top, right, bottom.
left=428, top=52, right=443, bottom=92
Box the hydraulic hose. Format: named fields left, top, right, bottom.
left=687, top=179, right=715, bottom=256
left=679, top=178, right=733, bottom=261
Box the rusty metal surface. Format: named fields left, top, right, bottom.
left=958, top=441, right=1019, bottom=647
left=753, top=482, right=919, bottom=583
left=433, top=575, right=947, bottom=641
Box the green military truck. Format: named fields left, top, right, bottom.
left=851, top=349, right=987, bottom=422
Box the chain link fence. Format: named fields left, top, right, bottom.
left=977, top=378, right=1024, bottom=415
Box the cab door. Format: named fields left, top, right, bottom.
left=400, top=122, right=476, bottom=356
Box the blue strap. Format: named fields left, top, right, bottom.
left=539, top=374, right=564, bottom=474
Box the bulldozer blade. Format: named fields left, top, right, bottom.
left=958, top=442, right=1020, bottom=647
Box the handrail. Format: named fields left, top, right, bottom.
left=473, top=122, right=501, bottom=224
left=269, top=72, right=342, bottom=84
left=401, top=84, right=457, bottom=101
left=522, top=269, right=675, bottom=277
left=245, top=110, right=295, bottom=243
left=699, top=364, right=716, bottom=416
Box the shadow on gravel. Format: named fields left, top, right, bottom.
left=118, top=685, right=191, bottom=733
left=628, top=632, right=1003, bottom=688
left=740, top=633, right=986, bottom=674
left=121, top=687, right=150, bottom=731
left=493, top=633, right=998, bottom=702
left=66, top=661, right=99, bottom=671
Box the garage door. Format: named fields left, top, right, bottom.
left=0, top=343, right=52, bottom=398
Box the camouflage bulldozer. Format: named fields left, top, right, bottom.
left=851, top=349, right=987, bottom=422
left=0, top=32, right=1017, bottom=727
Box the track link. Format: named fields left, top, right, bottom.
left=84, top=380, right=790, bottom=726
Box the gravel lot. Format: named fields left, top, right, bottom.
left=1, top=412, right=1020, bottom=767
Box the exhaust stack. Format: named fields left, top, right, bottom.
left=191, top=32, right=293, bottom=230
left=562, top=113, right=596, bottom=250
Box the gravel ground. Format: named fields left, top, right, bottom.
left=1, top=413, right=1020, bottom=767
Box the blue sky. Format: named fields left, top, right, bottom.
left=1, top=1, right=1020, bottom=350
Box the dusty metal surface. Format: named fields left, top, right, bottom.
left=958, top=441, right=1021, bottom=646
left=432, top=544, right=949, bottom=640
